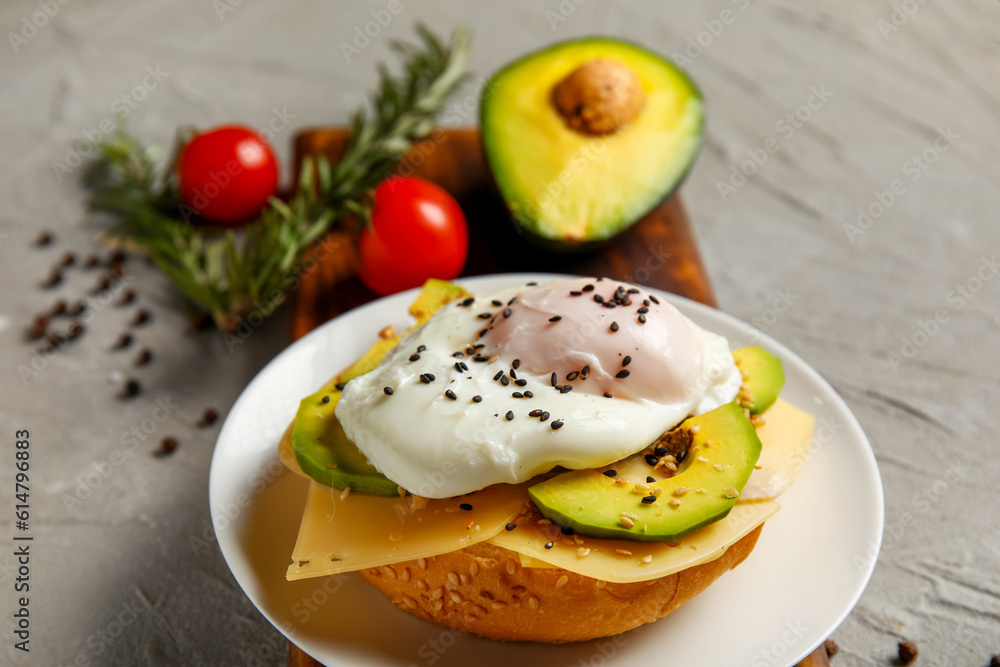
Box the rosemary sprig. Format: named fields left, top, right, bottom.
left=84, top=25, right=470, bottom=332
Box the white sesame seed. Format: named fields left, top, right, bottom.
left=527, top=596, right=539, bottom=610
left=555, top=575, right=569, bottom=589
left=389, top=532, right=404, bottom=542
left=506, top=560, right=516, bottom=575
left=641, top=555, right=653, bottom=564
left=470, top=562, right=479, bottom=576
left=577, top=547, right=591, bottom=558
left=620, top=516, right=635, bottom=528
left=673, top=486, right=690, bottom=497
left=595, top=579, right=608, bottom=589
left=669, top=499, right=682, bottom=508
left=417, top=557, right=427, bottom=570
left=615, top=548, right=633, bottom=556
left=449, top=591, right=463, bottom=604
left=447, top=572, right=459, bottom=586
left=724, top=486, right=740, bottom=498
left=339, top=486, right=352, bottom=500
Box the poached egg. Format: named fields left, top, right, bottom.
left=335, top=278, right=741, bottom=498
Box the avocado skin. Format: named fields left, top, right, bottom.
left=527, top=403, right=762, bottom=543
left=733, top=346, right=785, bottom=415
left=480, top=37, right=705, bottom=251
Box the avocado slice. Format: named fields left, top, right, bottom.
left=481, top=37, right=704, bottom=249
left=733, top=346, right=785, bottom=415
left=527, top=403, right=762, bottom=542
left=291, top=279, right=471, bottom=496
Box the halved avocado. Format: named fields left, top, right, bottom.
left=734, top=346, right=785, bottom=415
left=481, top=37, right=704, bottom=250
left=527, top=403, right=762, bottom=542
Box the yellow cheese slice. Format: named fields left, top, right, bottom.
left=286, top=480, right=528, bottom=580
left=488, top=500, right=778, bottom=583
left=741, top=398, right=814, bottom=500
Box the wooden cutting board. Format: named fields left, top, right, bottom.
left=286, top=128, right=831, bottom=667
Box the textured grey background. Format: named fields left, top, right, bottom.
left=1, top=0, right=999, bottom=665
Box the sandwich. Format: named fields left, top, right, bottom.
left=278, top=277, right=814, bottom=642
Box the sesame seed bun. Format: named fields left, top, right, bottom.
left=357, top=525, right=764, bottom=643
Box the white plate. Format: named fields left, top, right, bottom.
left=210, top=273, right=883, bottom=667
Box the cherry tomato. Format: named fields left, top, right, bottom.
left=177, top=125, right=279, bottom=225
left=357, top=177, right=468, bottom=296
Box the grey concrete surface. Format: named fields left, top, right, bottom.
left=1, top=0, right=998, bottom=665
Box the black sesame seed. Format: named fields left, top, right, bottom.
left=321, top=395, right=331, bottom=404
left=419, top=373, right=435, bottom=383
left=566, top=371, right=579, bottom=381
left=508, top=297, right=517, bottom=306
left=649, top=294, right=660, bottom=304
left=550, top=372, right=557, bottom=387
left=409, top=354, right=421, bottom=362
left=491, top=300, right=503, bottom=307
left=603, top=301, right=617, bottom=308
left=551, top=420, right=564, bottom=430
left=582, top=284, right=595, bottom=292
left=540, top=412, right=550, bottom=422
left=602, top=470, right=617, bottom=478
left=593, top=294, right=604, bottom=303
left=637, top=306, right=649, bottom=314
left=654, top=447, right=668, bottom=457
left=645, top=454, right=660, bottom=466
left=384, top=387, right=394, bottom=395
left=641, top=495, right=657, bottom=504
left=509, top=369, right=517, bottom=379
left=560, top=525, right=574, bottom=535
left=417, top=345, right=427, bottom=352
left=512, top=359, right=521, bottom=369
left=512, top=392, right=523, bottom=398
left=610, top=322, right=619, bottom=332
left=623, top=356, right=632, bottom=367
left=505, top=410, right=514, bottom=421
left=472, top=395, right=483, bottom=403
left=581, top=365, right=591, bottom=378
left=676, top=449, right=688, bottom=463
left=559, top=385, right=573, bottom=394
left=627, top=288, right=641, bottom=294
left=500, top=376, right=510, bottom=386
left=467, top=347, right=476, bottom=354
left=494, top=371, right=504, bottom=381
left=335, top=382, right=346, bottom=391
left=548, top=315, right=562, bottom=322
left=505, top=522, right=517, bottom=531
left=643, top=299, right=651, bottom=307
left=474, top=355, right=489, bottom=362
left=526, top=282, right=537, bottom=286
left=477, top=312, right=492, bottom=319
left=455, top=362, right=468, bottom=372
left=478, top=329, right=488, bottom=337
left=445, top=390, right=457, bottom=400
left=604, top=392, right=613, bottom=398
left=569, top=290, right=582, bottom=296
left=503, top=308, right=512, bottom=318
left=452, top=351, right=464, bottom=358
left=514, top=378, right=527, bottom=387
left=616, top=369, right=630, bottom=379
left=638, top=314, right=647, bottom=324
left=529, top=409, right=542, bottom=417
left=544, top=541, right=554, bottom=549
left=646, top=476, right=656, bottom=483
left=459, top=503, right=473, bottom=511
left=461, top=297, right=474, bottom=307
left=523, top=391, right=533, bottom=398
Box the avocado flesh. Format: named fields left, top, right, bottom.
left=291, top=279, right=471, bottom=496
left=528, top=402, right=762, bottom=542
left=481, top=37, right=704, bottom=248
left=734, top=346, right=785, bottom=415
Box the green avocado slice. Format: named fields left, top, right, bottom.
left=734, top=346, right=785, bottom=415
left=291, top=389, right=400, bottom=496
left=527, top=402, right=762, bottom=542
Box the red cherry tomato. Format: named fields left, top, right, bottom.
left=357, top=177, right=469, bottom=296
left=177, top=125, right=279, bottom=225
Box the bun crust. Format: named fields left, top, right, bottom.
left=358, top=525, right=764, bottom=643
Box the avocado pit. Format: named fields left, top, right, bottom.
left=552, top=58, right=645, bottom=135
